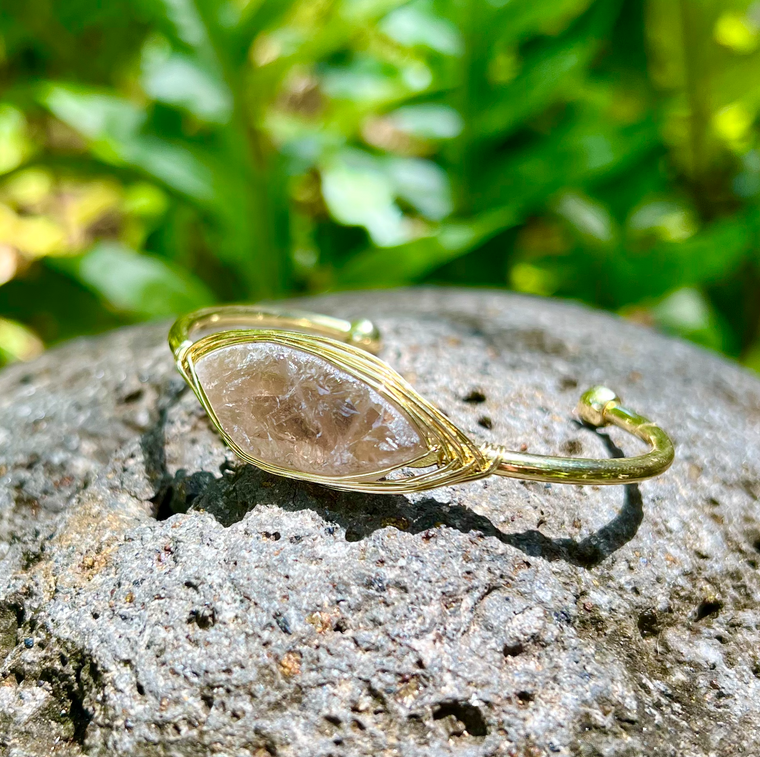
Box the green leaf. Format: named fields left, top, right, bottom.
left=384, top=104, right=464, bottom=140
left=381, top=0, right=463, bottom=55
left=320, top=150, right=410, bottom=247
left=476, top=1, right=621, bottom=140
left=38, top=83, right=216, bottom=202
left=0, top=105, right=31, bottom=175
left=321, top=150, right=454, bottom=242
left=552, top=190, right=618, bottom=248
left=626, top=199, right=699, bottom=244
left=136, top=0, right=210, bottom=51
left=475, top=35, right=598, bottom=140
left=650, top=287, right=729, bottom=352
left=141, top=47, right=233, bottom=124
left=610, top=214, right=758, bottom=304
left=121, top=136, right=217, bottom=202
left=335, top=206, right=518, bottom=288
left=489, top=0, right=595, bottom=45
left=233, top=0, right=301, bottom=37
left=320, top=58, right=417, bottom=104
left=384, top=157, right=453, bottom=220
left=0, top=318, right=43, bottom=364
left=476, top=116, right=658, bottom=212
left=53, top=241, right=214, bottom=318
left=39, top=84, right=144, bottom=142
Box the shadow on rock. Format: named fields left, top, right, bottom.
left=141, top=381, right=642, bottom=569
left=151, top=424, right=642, bottom=569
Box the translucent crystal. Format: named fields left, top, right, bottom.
left=194, top=342, right=427, bottom=477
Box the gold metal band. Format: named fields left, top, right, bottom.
left=169, top=305, right=674, bottom=492
left=484, top=387, right=674, bottom=485
left=169, top=304, right=381, bottom=357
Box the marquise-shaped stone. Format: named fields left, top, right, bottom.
left=194, top=342, right=428, bottom=477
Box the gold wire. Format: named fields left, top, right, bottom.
left=169, top=305, right=674, bottom=493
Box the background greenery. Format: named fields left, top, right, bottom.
left=1, top=0, right=760, bottom=369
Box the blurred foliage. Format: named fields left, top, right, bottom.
left=1, top=0, right=760, bottom=369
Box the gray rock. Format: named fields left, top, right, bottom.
left=1, top=288, right=760, bottom=757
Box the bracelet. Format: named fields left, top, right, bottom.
left=168, top=305, right=674, bottom=494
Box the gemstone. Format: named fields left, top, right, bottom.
left=194, top=342, right=428, bottom=478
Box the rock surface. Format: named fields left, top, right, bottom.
left=195, top=341, right=426, bottom=477
left=1, top=288, right=760, bottom=757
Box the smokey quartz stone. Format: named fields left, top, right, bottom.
left=194, top=342, right=428, bottom=478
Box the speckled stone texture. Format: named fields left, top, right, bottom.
left=1, top=289, right=760, bottom=757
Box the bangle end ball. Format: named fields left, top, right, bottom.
left=577, top=386, right=621, bottom=428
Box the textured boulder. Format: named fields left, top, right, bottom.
left=1, top=288, right=760, bottom=757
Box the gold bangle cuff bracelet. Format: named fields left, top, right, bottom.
left=169, top=305, right=674, bottom=495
